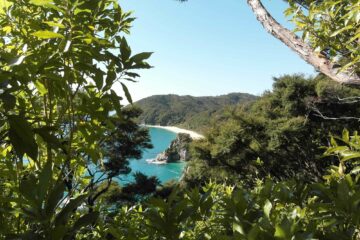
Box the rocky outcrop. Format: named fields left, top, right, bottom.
left=154, top=133, right=192, bottom=163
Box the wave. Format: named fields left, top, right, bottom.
left=146, top=159, right=167, bottom=165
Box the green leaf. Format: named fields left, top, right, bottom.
left=125, top=72, right=140, bottom=79
left=121, top=82, right=132, bottom=104
left=341, top=152, right=360, bottom=162
left=8, top=115, right=38, bottom=160
left=43, top=21, right=65, bottom=29
left=74, top=8, right=92, bottom=15
left=31, top=31, right=64, bottom=39
left=120, top=37, right=131, bottom=61
left=104, top=68, right=116, bottom=91
left=0, top=0, right=13, bottom=15
left=330, top=136, right=337, bottom=146
left=351, top=166, right=360, bottom=175
left=330, top=25, right=353, bottom=37
left=38, top=161, right=52, bottom=201
left=34, top=80, right=48, bottom=95
left=94, top=70, right=104, bottom=90
left=130, top=52, right=153, bottom=63
left=263, top=199, right=272, bottom=218
left=274, top=219, right=291, bottom=239
left=233, top=222, right=244, bottom=234
left=342, top=129, right=350, bottom=142
left=29, top=0, right=53, bottom=6
left=274, top=225, right=286, bottom=239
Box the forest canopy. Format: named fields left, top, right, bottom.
left=183, top=74, right=360, bottom=186
left=134, top=93, right=256, bottom=132
left=1, top=0, right=360, bottom=239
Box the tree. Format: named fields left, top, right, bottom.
left=182, top=74, right=360, bottom=187
left=247, top=0, right=360, bottom=85
left=179, top=0, right=360, bottom=85
left=85, top=107, right=153, bottom=210
left=108, top=137, right=360, bottom=239
left=103, top=107, right=153, bottom=178
left=121, top=172, right=161, bottom=201
left=0, top=0, right=152, bottom=237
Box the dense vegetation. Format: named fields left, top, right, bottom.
left=1, top=0, right=360, bottom=239
left=183, top=74, right=360, bottom=187
left=105, top=141, right=360, bottom=239
left=0, top=0, right=154, bottom=238
left=134, top=93, right=256, bottom=132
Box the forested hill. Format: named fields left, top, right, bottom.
left=134, top=93, right=257, bottom=132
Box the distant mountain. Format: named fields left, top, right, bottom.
left=134, top=93, right=257, bottom=133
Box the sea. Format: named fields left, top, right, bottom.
left=119, top=127, right=186, bottom=184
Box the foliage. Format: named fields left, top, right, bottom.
left=106, top=134, right=360, bottom=239
left=100, top=132, right=360, bottom=240
left=97, top=172, right=161, bottom=205
left=96, top=172, right=166, bottom=207
left=102, top=107, right=153, bottom=178
left=324, top=129, right=360, bottom=179
left=134, top=93, right=256, bottom=132
left=286, top=0, right=360, bottom=73
left=2, top=0, right=360, bottom=239
left=0, top=0, right=152, bottom=238
left=3, top=129, right=352, bottom=240
left=183, top=74, right=360, bottom=186
left=87, top=107, right=153, bottom=209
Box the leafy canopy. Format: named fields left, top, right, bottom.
left=0, top=0, right=153, bottom=238
left=286, top=0, right=360, bottom=72
left=183, top=75, right=360, bottom=186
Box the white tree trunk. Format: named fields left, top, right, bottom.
left=247, top=0, right=360, bottom=85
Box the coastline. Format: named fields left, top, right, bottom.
left=143, top=124, right=205, bottom=140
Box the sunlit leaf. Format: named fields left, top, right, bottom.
left=29, top=0, right=53, bottom=6
left=31, top=30, right=64, bottom=39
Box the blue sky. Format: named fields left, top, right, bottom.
left=117, top=0, right=315, bottom=102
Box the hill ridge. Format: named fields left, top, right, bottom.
left=134, top=92, right=257, bottom=132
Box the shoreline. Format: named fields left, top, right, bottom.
left=146, top=159, right=167, bottom=165
left=143, top=124, right=205, bottom=140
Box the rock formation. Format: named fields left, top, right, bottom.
left=154, top=133, right=192, bottom=163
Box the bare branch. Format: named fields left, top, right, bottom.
left=337, top=96, right=360, bottom=104
left=311, top=107, right=360, bottom=121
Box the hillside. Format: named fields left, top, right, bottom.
left=134, top=93, right=257, bottom=132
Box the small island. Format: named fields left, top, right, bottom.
left=147, top=133, right=192, bottom=164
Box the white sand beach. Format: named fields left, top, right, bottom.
left=144, top=125, right=205, bottom=140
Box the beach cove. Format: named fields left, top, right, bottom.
left=119, top=126, right=188, bottom=184
left=143, top=125, right=205, bottom=140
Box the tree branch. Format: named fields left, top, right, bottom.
left=311, top=107, right=360, bottom=121
left=246, top=0, right=360, bottom=85
left=337, top=96, right=360, bottom=104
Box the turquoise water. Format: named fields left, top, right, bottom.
left=119, top=127, right=186, bottom=184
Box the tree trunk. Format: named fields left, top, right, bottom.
left=246, top=0, right=360, bottom=85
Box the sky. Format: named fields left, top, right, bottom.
left=116, top=0, right=315, bottom=102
